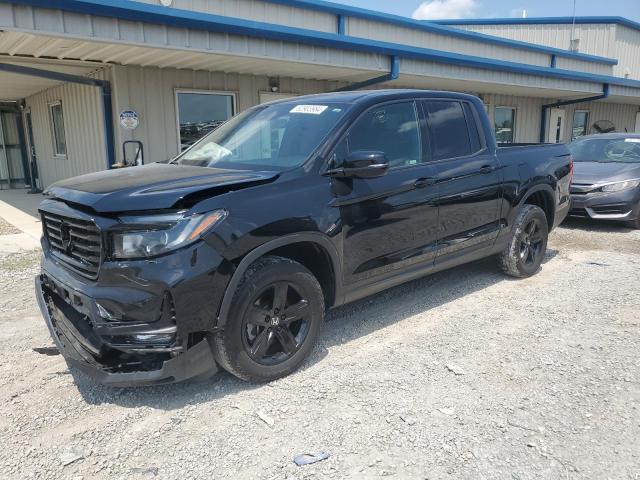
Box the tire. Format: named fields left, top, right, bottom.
left=214, top=256, right=324, bottom=383
left=498, top=204, right=549, bottom=278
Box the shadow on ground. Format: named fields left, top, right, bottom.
left=560, top=216, right=634, bottom=233
left=72, top=250, right=558, bottom=409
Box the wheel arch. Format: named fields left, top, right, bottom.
left=215, top=233, right=342, bottom=328
left=519, top=184, right=555, bottom=230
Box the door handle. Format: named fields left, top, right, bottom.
left=414, top=177, right=436, bottom=188
left=479, top=165, right=496, bottom=174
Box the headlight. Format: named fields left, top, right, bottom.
left=600, top=179, right=640, bottom=193
left=111, top=209, right=227, bottom=259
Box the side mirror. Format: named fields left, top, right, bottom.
left=326, top=151, right=389, bottom=179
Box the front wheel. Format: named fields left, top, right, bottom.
left=498, top=204, right=549, bottom=278
left=214, top=256, right=324, bottom=383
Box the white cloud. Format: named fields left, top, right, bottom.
left=411, top=0, right=478, bottom=20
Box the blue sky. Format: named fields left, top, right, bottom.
left=334, top=0, right=640, bottom=22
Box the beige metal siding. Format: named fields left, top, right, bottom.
left=561, top=100, right=638, bottom=138
left=24, top=69, right=109, bottom=188
left=449, top=23, right=632, bottom=78
left=450, top=23, right=617, bottom=59
left=133, top=0, right=337, bottom=33
left=615, top=26, right=640, bottom=80
left=347, top=17, right=551, bottom=68
left=111, top=65, right=345, bottom=163
left=481, top=94, right=546, bottom=143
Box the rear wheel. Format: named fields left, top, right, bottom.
left=214, top=256, right=324, bottom=383
left=498, top=204, right=549, bottom=278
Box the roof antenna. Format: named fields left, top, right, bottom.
left=569, top=0, right=580, bottom=51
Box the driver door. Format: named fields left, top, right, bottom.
left=331, top=100, right=439, bottom=288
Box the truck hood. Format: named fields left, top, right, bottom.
left=44, top=163, right=279, bottom=213
left=572, top=161, right=640, bottom=185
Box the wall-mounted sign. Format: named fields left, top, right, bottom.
left=160, top=0, right=173, bottom=6
left=119, top=110, right=139, bottom=130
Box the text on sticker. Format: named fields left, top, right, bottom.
left=290, top=105, right=328, bottom=115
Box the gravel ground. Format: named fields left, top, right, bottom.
left=0, top=218, right=639, bottom=480
left=0, top=216, right=21, bottom=235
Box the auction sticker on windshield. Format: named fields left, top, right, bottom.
left=290, top=105, right=328, bottom=115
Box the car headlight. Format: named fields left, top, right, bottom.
left=600, top=179, right=640, bottom=193
left=111, top=209, right=227, bottom=259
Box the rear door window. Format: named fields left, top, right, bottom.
left=424, top=100, right=472, bottom=160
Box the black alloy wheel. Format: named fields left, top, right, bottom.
left=519, top=217, right=545, bottom=267
left=214, top=256, right=324, bottom=383
left=498, top=204, right=549, bottom=278
left=242, top=281, right=310, bottom=365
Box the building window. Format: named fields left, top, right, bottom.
left=572, top=111, right=589, bottom=139
left=494, top=106, right=516, bottom=144
left=175, top=90, right=235, bottom=151
left=49, top=101, right=67, bottom=157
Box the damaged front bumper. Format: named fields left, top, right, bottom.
left=36, top=274, right=218, bottom=386
left=34, top=229, right=232, bottom=386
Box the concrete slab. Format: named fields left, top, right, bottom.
left=0, top=232, right=40, bottom=254
left=0, top=189, right=43, bottom=241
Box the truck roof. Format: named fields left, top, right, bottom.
left=266, top=89, right=481, bottom=105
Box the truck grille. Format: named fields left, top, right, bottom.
left=41, top=211, right=102, bottom=279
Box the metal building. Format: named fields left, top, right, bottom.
left=0, top=0, right=639, bottom=189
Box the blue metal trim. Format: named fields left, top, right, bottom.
left=337, top=14, right=345, bottom=35
left=390, top=55, right=400, bottom=79
left=333, top=55, right=399, bottom=92
left=550, top=54, right=557, bottom=68
left=0, top=62, right=116, bottom=169
left=434, top=16, right=640, bottom=32
left=539, top=84, right=610, bottom=142
left=100, top=82, right=116, bottom=170
left=7, top=0, right=618, bottom=66
left=7, top=0, right=640, bottom=89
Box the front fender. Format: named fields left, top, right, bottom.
left=214, top=232, right=343, bottom=328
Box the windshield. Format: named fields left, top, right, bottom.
left=172, top=101, right=350, bottom=170
left=568, top=137, right=640, bottom=163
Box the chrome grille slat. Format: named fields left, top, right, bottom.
left=41, top=209, right=103, bottom=279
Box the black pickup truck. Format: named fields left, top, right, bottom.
left=36, top=90, right=572, bottom=386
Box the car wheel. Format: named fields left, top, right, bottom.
left=214, top=256, right=324, bottom=383
left=498, top=204, right=549, bottom=278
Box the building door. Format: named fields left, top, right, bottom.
left=547, top=108, right=566, bottom=143
left=635, top=112, right=640, bottom=133
left=0, top=110, right=27, bottom=189
left=23, top=110, right=40, bottom=190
